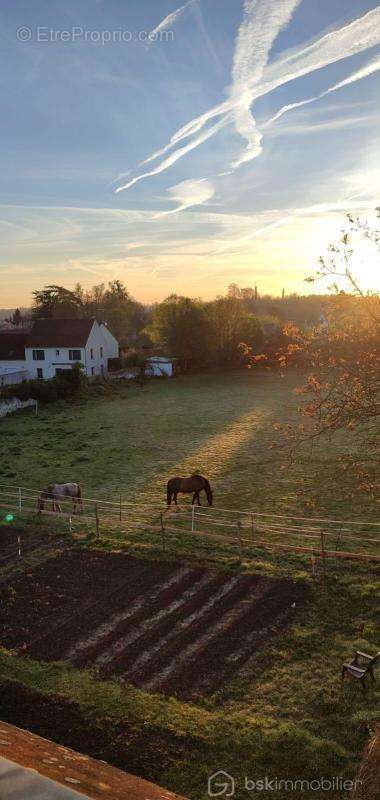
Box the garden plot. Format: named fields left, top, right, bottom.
left=0, top=550, right=307, bottom=700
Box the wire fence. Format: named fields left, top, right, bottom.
left=0, top=483, right=379, bottom=579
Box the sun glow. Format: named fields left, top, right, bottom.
left=349, top=236, right=380, bottom=293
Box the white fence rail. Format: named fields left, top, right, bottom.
left=0, top=399, right=38, bottom=419
left=0, top=483, right=379, bottom=569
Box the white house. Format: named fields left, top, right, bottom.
left=0, top=319, right=119, bottom=383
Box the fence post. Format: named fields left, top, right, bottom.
left=191, top=504, right=196, bottom=533
left=18, top=487, right=22, bottom=512
left=310, top=548, right=316, bottom=578
left=95, top=503, right=100, bottom=537
left=160, top=512, right=166, bottom=552
left=320, top=530, right=326, bottom=587
left=17, top=535, right=21, bottom=558
left=119, top=495, right=122, bottom=523
left=236, top=519, right=243, bottom=560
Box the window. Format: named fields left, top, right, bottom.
left=90, top=348, right=94, bottom=359
left=100, top=346, right=103, bottom=358
left=32, top=349, right=45, bottom=361
left=69, top=349, right=81, bottom=361
left=91, top=367, right=95, bottom=376
left=37, top=368, right=43, bottom=379
left=56, top=349, right=60, bottom=356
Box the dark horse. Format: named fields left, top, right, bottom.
left=167, top=474, right=213, bottom=506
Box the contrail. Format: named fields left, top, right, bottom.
left=263, top=56, right=380, bottom=128
left=149, top=0, right=198, bottom=38
left=114, top=4, right=380, bottom=195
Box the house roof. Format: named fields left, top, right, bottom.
left=27, top=319, right=95, bottom=348
left=0, top=721, right=187, bottom=800
left=0, top=331, right=29, bottom=360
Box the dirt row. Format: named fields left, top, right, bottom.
left=0, top=549, right=308, bottom=699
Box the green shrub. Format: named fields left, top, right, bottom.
left=0, top=363, right=87, bottom=404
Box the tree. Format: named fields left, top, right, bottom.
left=147, top=295, right=210, bottom=369
left=32, top=285, right=83, bottom=318
left=208, top=296, right=263, bottom=364
left=6, top=308, right=24, bottom=327
left=265, top=211, right=380, bottom=491
left=32, top=280, right=147, bottom=346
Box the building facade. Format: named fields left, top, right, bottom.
left=0, top=319, right=119, bottom=384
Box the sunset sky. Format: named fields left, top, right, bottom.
left=0, top=0, right=379, bottom=307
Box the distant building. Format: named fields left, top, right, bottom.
left=0, top=318, right=119, bottom=384
left=145, top=356, right=178, bottom=377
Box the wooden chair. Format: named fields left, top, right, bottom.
left=342, top=650, right=380, bottom=692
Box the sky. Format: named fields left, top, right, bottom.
left=0, top=0, right=379, bottom=307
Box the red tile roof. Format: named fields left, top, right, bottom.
left=0, top=721, right=187, bottom=800
left=27, top=319, right=95, bottom=348
left=0, top=331, right=29, bottom=360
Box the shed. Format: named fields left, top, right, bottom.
left=145, top=356, right=177, bottom=377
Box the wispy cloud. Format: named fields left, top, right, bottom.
left=263, top=57, right=380, bottom=128
left=149, top=0, right=198, bottom=38
left=114, top=4, right=380, bottom=198
left=115, top=113, right=228, bottom=192
left=154, top=178, right=215, bottom=217
left=268, top=113, right=379, bottom=136
left=229, top=0, right=302, bottom=169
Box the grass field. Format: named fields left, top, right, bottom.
left=0, top=369, right=376, bottom=520
left=0, top=370, right=379, bottom=799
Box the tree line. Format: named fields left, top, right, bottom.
left=6, top=280, right=335, bottom=370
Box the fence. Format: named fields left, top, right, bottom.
left=0, top=484, right=379, bottom=576
left=0, top=398, right=38, bottom=419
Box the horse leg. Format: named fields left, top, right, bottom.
left=174, top=492, right=178, bottom=506
left=191, top=492, right=197, bottom=505
left=197, top=493, right=201, bottom=506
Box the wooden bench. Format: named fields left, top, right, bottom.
left=342, top=650, right=380, bottom=691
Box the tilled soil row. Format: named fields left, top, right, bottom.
left=100, top=571, right=232, bottom=679
left=164, top=580, right=307, bottom=698
left=29, top=561, right=157, bottom=661
left=69, top=565, right=190, bottom=666
left=125, top=575, right=264, bottom=688
left=78, top=566, right=204, bottom=670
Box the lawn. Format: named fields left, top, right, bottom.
left=0, top=368, right=376, bottom=520
left=0, top=369, right=378, bottom=800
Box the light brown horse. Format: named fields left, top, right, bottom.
left=37, top=483, right=83, bottom=513
left=167, top=474, right=213, bottom=506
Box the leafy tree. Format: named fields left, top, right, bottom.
left=208, top=296, right=263, bottom=364
left=32, top=285, right=83, bottom=318
left=260, top=211, right=380, bottom=492
left=147, top=295, right=210, bottom=369
left=32, top=280, right=147, bottom=346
